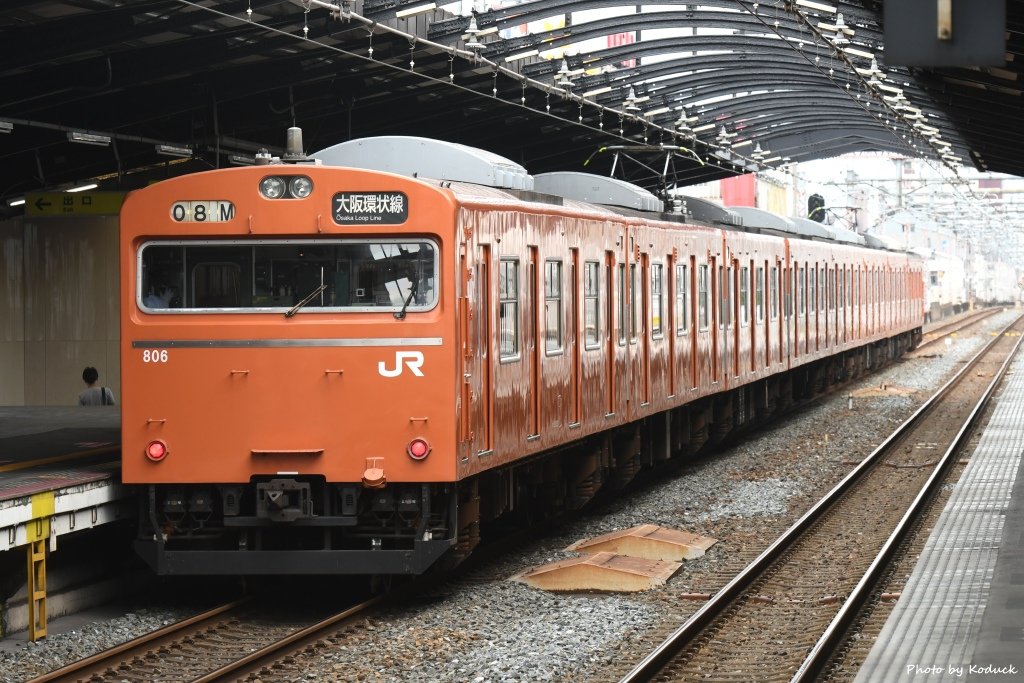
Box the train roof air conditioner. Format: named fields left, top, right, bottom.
left=533, top=171, right=663, bottom=212
left=312, top=136, right=534, bottom=191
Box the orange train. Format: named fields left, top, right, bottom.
left=120, top=132, right=923, bottom=574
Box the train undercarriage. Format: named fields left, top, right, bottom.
left=136, top=330, right=919, bottom=575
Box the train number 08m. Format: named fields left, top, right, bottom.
left=170, top=201, right=235, bottom=223
left=142, top=350, right=169, bottom=363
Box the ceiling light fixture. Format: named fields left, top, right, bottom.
left=68, top=131, right=111, bottom=147
left=395, top=2, right=435, bottom=18
left=156, top=144, right=193, bottom=158
left=67, top=183, right=99, bottom=193
left=795, top=0, right=837, bottom=14
left=0, top=121, right=12, bottom=133
left=505, top=48, right=538, bottom=62
left=842, top=46, right=875, bottom=60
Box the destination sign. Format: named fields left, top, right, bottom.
left=332, top=191, right=408, bottom=225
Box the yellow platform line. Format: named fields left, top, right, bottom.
left=0, top=446, right=120, bottom=473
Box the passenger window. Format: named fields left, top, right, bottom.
left=630, top=263, right=638, bottom=342
left=618, top=264, right=626, bottom=345
left=675, top=263, right=689, bottom=335
left=651, top=263, right=663, bottom=338
left=584, top=261, right=600, bottom=349
left=544, top=260, right=563, bottom=355
left=809, top=266, right=816, bottom=313
left=698, top=264, right=709, bottom=330
left=770, top=266, right=779, bottom=320
left=740, top=266, right=749, bottom=325
left=798, top=266, right=806, bottom=315
left=499, top=259, right=519, bottom=360
left=755, top=265, right=764, bottom=322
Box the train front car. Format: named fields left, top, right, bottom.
left=120, top=151, right=459, bottom=574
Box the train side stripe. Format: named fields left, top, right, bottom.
left=131, top=338, right=443, bottom=348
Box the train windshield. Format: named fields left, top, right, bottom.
left=138, top=239, right=437, bottom=314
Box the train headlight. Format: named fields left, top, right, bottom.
left=146, top=440, right=169, bottom=462
left=259, top=176, right=286, bottom=199
left=288, top=175, right=314, bottom=198
left=407, top=438, right=431, bottom=461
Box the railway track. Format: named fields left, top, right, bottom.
left=915, top=307, right=1003, bottom=350
left=619, top=313, right=1024, bottom=683
left=28, top=594, right=384, bottom=682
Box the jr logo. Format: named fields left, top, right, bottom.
left=378, top=351, right=425, bottom=377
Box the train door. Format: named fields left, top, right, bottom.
left=855, top=266, right=860, bottom=338
left=691, top=256, right=701, bottom=390
left=810, top=264, right=818, bottom=352
left=822, top=265, right=828, bottom=349
left=752, top=261, right=760, bottom=372
left=570, top=248, right=581, bottom=426
left=783, top=259, right=792, bottom=367
left=528, top=246, right=540, bottom=437
left=627, top=252, right=644, bottom=413
left=840, top=266, right=847, bottom=344
left=716, top=259, right=733, bottom=385
left=721, top=262, right=732, bottom=383
left=765, top=262, right=773, bottom=368
left=710, top=255, right=719, bottom=384
left=795, top=265, right=804, bottom=358
left=733, top=260, right=741, bottom=378
left=668, top=256, right=677, bottom=397
left=475, top=245, right=493, bottom=454
left=641, top=253, right=652, bottom=406
left=605, top=252, right=616, bottom=415
left=459, top=244, right=472, bottom=461
left=823, top=266, right=831, bottom=350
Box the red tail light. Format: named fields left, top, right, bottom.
left=407, top=438, right=431, bottom=461
left=146, top=440, right=168, bottom=462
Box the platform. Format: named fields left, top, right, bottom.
left=0, top=406, right=127, bottom=553
left=854, top=353, right=1024, bottom=680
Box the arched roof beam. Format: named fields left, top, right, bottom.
left=481, top=11, right=829, bottom=62
left=759, top=128, right=914, bottom=162
left=426, top=0, right=883, bottom=45
left=590, top=68, right=855, bottom=116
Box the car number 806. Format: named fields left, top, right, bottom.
left=142, top=350, right=169, bottom=363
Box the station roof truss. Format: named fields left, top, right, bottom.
left=1, top=0, right=1023, bottom=211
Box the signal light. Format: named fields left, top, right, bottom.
left=407, top=438, right=431, bottom=461
left=146, top=440, right=168, bottom=462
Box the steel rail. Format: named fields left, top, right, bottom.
left=619, top=314, right=1024, bottom=683
left=29, top=599, right=249, bottom=683
left=194, top=594, right=387, bottom=682
left=917, top=307, right=1001, bottom=347
left=793, top=316, right=1024, bottom=681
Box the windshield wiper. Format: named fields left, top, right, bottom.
left=394, top=279, right=419, bottom=320
left=285, top=283, right=328, bottom=318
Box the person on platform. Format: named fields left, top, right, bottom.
left=78, top=366, right=115, bottom=406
